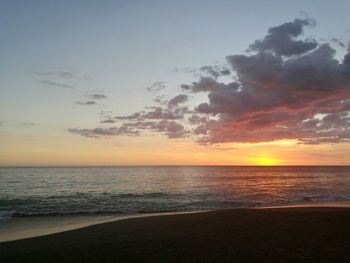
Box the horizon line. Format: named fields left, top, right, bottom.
left=1, top=164, right=350, bottom=168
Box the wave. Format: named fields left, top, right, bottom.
left=1, top=208, right=188, bottom=219
left=301, top=194, right=347, bottom=202
left=11, top=210, right=124, bottom=218
left=1, top=190, right=350, bottom=219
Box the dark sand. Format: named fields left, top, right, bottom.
left=1, top=207, right=350, bottom=263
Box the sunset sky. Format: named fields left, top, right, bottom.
left=1, top=0, right=350, bottom=166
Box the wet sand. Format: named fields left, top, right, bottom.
left=0, top=211, right=204, bottom=242
left=1, top=205, right=350, bottom=262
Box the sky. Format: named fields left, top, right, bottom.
left=1, top=0, right=350, bottom=166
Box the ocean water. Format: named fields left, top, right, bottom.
left=1, top=166, right=350, bottom=219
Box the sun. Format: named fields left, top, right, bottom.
left=254, top=156, right=280, bottom=166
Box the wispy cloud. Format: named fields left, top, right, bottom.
left=23, top=122, right=36, bottom=126
left=173, top=65, right=230, bottom=79
left=68, top=126, right=139, bottom=138
left=35, top=67, right=90, bottom=80
left=76, top=101, right=97, bottom=106
left=100, top=119, right=116, bottom=123
left=36, top=67, right=91, bottom=90
left=87, top=94, right=107, bottom=100
left=39, top=80, right=75, bottom=89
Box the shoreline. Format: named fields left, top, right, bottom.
left=0, top=210, right=207, bottom=242
left=256, top=200, right=350, bottom=209
left=1, top=200, right=350, bottom=242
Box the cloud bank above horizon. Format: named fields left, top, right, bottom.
left=69, top=18, right=350, bottom=145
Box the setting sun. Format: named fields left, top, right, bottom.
left=254, top=156, right=280, bottom=166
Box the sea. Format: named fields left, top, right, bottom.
left=1, top=166, right=350, bottom=219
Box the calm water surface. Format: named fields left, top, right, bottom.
left=1, top=166, right=350, bottom=218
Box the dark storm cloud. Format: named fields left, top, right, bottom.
left=69, top=18, right=350, bottom=145
left=39, top=80, right=75, bottom=89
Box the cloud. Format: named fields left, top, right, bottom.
left=168, top=94, right=188, bottom=108
left=74, top=93, right=191, bottom=138
left=100, top=119, right=116, bottom=124
left=249, top=18, right=317, bottom=56
left=23, top=122, right=36, bottom=126
left=69, top=18, right=350, bottom=145
left=35, top=67, right=90, bottom=80
left=180, top=19, right=350, bottom=145
left=69, top=120, right=187, bottom=139
left=174, top=65, right=230, bottom=79
left=87, top=94, right=107, bottom=100
left=114, top=105, right=190, bottom=121
left=146, top=81, right=166, bottom=93
left=200, top=65, right=231, bottom=78
left=153, top=95, right=167, bottom=105
left=173, top=67, right=197, bottom=74
left=68, top=126, right=139, bottom=138
left=149, top=120, right=188, bottom=138
left=76, top=94, right=106, bottom=106
left=209, top=145, right=237, bottom=151
left=36, top=70, right=73, bottom=79
left=76, top=101, right=97, bottom=106
left=184, top=77, right=239, bottom=93
left=36, top=67, right=90, bottom=91
left=39, top=80, right=74, bottom=89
